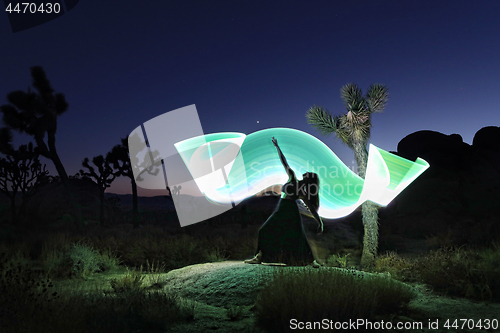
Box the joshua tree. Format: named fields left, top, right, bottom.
left=306, top=83, right=389, bottom=268
left=0, top=140, right=48, bottom=224
left=79, top=154, right=117, bottom=225
left=172, top=185, right=182, bottom=195
left=0, top=66, right=83, bottom=227
left=108, top=135, right=161, bottom=229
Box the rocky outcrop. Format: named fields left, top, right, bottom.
left=162, top=261, right=401, bottom=308
left=378, top=127, right=500, bottom=246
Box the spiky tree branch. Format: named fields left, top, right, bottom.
left=306, top=106, right=339, bottom=136
left=340, top=83, right=363, bottom=107
left=366, top=84, right=389, bottom=113
left=79, top=154, right=116, bottom=224
left=0, top=142, right=48, bottom=224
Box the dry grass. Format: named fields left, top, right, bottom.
left=413, top=244, right=500, bottom=300
left=254, top=266, right=416, bottom=332
left=372, top=243, right=500, bottom=300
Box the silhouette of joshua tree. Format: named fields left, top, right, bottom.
left=108, top=134, right=161, bottom=229
left=306, top=83, right=389, bottom=268
left=0, top=134, right=48, bottom=224
left=166, top=185, right=182, bottom=207
left=79, top=154, right=117, bottom=225
left=172, top=185, right=181, bottom=195
left=0, top=66, right=84, bottom=228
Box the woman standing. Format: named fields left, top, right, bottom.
left=244, top=137, right=322, bottom=266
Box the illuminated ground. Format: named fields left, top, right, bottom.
left=161, top=261, right=500, bottom=333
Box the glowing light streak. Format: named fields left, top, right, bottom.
left=175, top=127, right=429, bottom=219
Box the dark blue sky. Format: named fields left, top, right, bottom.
left=1, top=1, right=499, bottom=196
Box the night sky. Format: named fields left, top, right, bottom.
left=1, top=1, right=499, bottom=197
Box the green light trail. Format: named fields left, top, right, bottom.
left=175, top=128, right=429, bottom=219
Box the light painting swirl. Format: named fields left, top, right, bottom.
left=174, top=127, right=429, bottom=219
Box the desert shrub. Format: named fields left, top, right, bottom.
left=98, top=230, right=223, bottom=270
left=66, top=241, right=104, bottom=278
left=98, top=246, right=122, bottom=271
left=109, top=268, right=145, bottom=293
left=167, top=234, right=206, bottom=267
left=325, top=253, right=351, bottom=268
left=372, top=251, right=417, bottom=282
left=27, top=234, right=121, bottom=280
left=233, top=238, right=258, bottom=260
left=99, top=266, right=195, bottom=332
left=414, top=245, right=500, bottom=300
left=478, top=243, right=500, bottom=267
left=205, top=246, right=229, bottom=262
left=200, top=225, right=261, bottom=260
left=142, top=259, right=168, bottom=288
left=254, top=267, right=416, bottom=332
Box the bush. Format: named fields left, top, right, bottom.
left=67, top=241, right=104, bottom=278
left=98, top=247, right=122, bottom=271
left=325, top=253, right=351, bottom=268
left=205, top=246, right=229, bottom=262
left=413, top=245, right=500, bottom=300
left=109, top=268, right=145, bottom=293
left=254, top=267, right=416, bottom=332
left=372, top=251, right=417, bottom=282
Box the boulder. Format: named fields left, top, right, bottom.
left=471, top=127, right=500, bottom=175
left=162, top=261, right=403, bottom=308
left=472, top=126, right=500, bottom=153
left=21, top=178, right=114, bottom=227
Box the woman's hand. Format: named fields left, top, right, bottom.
left=272, top=137, right=278, bottom=147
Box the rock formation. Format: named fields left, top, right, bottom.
left=378, top=126, right=500, bottom=246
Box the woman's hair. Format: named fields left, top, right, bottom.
left=300, top=172, right=320, bottom=209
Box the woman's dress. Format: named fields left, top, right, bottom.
left=255, top=182, right=314, bottom=265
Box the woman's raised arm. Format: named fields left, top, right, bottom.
left=272, top=137, right=296, bottom=181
